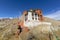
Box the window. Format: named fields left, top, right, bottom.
left=32, top=17, right=34, bottom=20
left=35, top=18, right=37, bottom=20
left=35, top=13, right=37, bottom=16
left=32, top=12, right=34, bottom=20
left=32, top=13, right=38, bottom=20
left=25, top=13, right=28, bottom=21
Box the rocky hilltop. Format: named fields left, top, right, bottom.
left=0, top=17, right=60, bottom=40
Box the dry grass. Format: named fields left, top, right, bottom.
left=0, top=17, right=60, bottom=40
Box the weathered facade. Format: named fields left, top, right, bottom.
left=23, top=9, right=43, bottom=22
left=19, top=9, right=51, bottom=30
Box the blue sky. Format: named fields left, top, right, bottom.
left=0, top=0, right=60, bottom=20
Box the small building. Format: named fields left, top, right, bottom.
left=23, top=9, right=43, bottom=22
left=20, top=9, right=51, bottom=29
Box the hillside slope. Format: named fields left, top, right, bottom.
left=0, top=17, right=60, bottom=40
left=44, top=17, right=60, bottom=26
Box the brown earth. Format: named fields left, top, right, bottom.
left=0, top=17, right=60, bottom=40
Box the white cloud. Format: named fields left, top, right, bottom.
left=45, top=10, right=60, bottom=20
